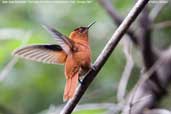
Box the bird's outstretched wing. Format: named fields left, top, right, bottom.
left=13, top=44, right=67, bottom=64
left=42, top=25, right=74, bottom=54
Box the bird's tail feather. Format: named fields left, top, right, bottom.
left=63, top=72, right=78, bottom=101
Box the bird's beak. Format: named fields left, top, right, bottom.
left=87, top=21, right=96, bottom=30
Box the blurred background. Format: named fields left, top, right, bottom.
left=0, top=0, right=171, bottom=114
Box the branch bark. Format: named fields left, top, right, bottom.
left=60, top=0, right=149, bottom=113
left=98, top=0, right=139, bottom=45
left=117, top=38, right=134, bottom=102
left=122, top=47, right=171, bottom=114
left=121, top=4, right=171, bottom=114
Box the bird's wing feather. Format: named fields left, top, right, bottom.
left=13, top=44, right=67, bottom=64
left=42, top=25, right=74, bottom=54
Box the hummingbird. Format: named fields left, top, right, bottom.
left=13, top=21, right=95, bottom=101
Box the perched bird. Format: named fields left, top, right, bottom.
left=12, top=22, right=95, bottom=101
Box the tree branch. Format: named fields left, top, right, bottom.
left=60, top=0, right=149, bottom=113
left=149, top=3, right=166, bottom=21
left=152, top=21, right=171, bottom=29
left=117, top=38, right=134, bottom=102
left=121, top=4, right=171, bottom=114
left=122, top=47, right=171, bottom=114
left=47, top=103, right=119, bottom=114
left=138, top=5, right=165, bottom=95
left=98, top=0, right=139, bottom=45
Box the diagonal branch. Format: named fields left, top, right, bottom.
left=122, top=4, right=171, bottom=114
left=98, top=0, right=139, bottom=45
left=60, top=0, right=149, bottom=113
left=149, top=3, right=166, bottom=21
left=98, top=0, right=122, bottom=25
left=122, top=47, right=171, bottom=114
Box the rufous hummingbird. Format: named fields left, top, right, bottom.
left=13, top=22, right=95, bottom=101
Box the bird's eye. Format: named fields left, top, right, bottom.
left=79, top=28, right=85, bottom=33
left=74, top=27, right=86, bottom=33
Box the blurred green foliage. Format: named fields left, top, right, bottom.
left=0, top=0, right=170, bottom=114
left=73, top=109, right=106, bottom=114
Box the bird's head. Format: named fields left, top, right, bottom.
left=69, top=21, right=96, bottom=41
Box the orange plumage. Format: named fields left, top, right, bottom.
left=13, top=22, right=95, bottom=101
